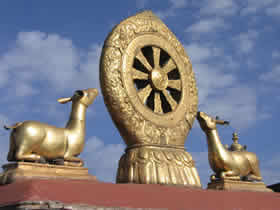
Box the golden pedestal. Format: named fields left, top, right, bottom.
left=117, top=145, right=201, bottom=187
left=0, top=162, right=97, bottom=185
left=207, top=179, right=273, bottom=192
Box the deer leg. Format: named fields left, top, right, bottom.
left=15, top=147, right=41, bottom=162
left=64, top=155, right=82, bottom=162
left=64, top=160, right=84, bottom=167
left=64, top=154, right=84, bottom=167
left=220, top=171, right=240, bottom=180
left=247, top=174, right=262, bottom=181
left=250, top=164, right=262, bottom=181
left=15, top=152, right=42, bottom=162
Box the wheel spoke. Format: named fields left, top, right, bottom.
left=168, top=80, right=181, bottom=91
left=136, top=50, right=153, bottom=71
left=162, top=58, right=176, bottom=73
left=162, top=89, right=177, bottom=110
left=154, top=92, right=163, bottom=114
left=138, top=84, right=152, bottom=104
left=132, top=68, right=149, bottom=80
left=152, top=46, right=160, bottom=68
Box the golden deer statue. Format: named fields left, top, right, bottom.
left=4, top=88, right=98, bottom=167
left=197, top=111, right=262, bottom=181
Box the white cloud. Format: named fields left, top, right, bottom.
left=257, top=112, right=272, bottom=121
left=33, top=100, right=70, bottom=126
left=155, top=9, right=176, bottom=20
left=139, top=0, right=279, bottom=19
left=0, top=31, right=101, bottom=97
left=169, top=0, right=187, bottom=8
left=195, top=0, right=280, bottom=18
left=233, top=30, right=258, bottom=54
left=154, top=0, right=188, bottom=19
left=246, top=59, right=259, bottom=69
left=14, top=82, right=39, bottom=97
left=199, top=86, right=257, bottom=130
left=241, top=0, right=277, bottom=15
left=186, top=44, right=212, bottom=63
left=0, top=113, right=11, bottom=125
left=266, top=3, right=280, bottom=16
left=272, top=51, right=280, bottom=59
left=186, top=43, right=236, bottom=100
left=137, top=0, right=188, bottom=10
left=185, top=42, right=257, bottom=130
left=81, top=136, right=125, bottom=182
left=185, top=18, right=226, bottom=34
left=195, top=63, right=236, bottom=102
left=200, top=0, right=238, bottom=16
left=0, top=32, right=77, bottom=92
left=74, top=44, right=102, bottom=91
left=0, top=71, right=9, bottom=88
left=0, top=31, right=101, bottom=136
left=259, top=65, right=280, bottom=83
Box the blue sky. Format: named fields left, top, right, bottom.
left=0, top=0, right=279, bottom=187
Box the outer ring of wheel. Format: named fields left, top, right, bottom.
left=122, top=34, right=190, bottom=127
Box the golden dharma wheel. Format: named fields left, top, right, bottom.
left=100, top=11, right=201, bottom=187
left=123, top=34, right=192, bottom=127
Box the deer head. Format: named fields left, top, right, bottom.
left=57, top=88, right=98, bottom=107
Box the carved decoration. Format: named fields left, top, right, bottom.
left=100, top=11, right=201, bottom=187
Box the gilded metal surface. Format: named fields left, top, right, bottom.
left=4, top=88, right=98, bottom=167
left=197, top=112, right=262, bottom=182
left=229, top=132, right=247, bottom=151
left=0, top=162, right=97, bottom=185
left=208, top=179, right=273, bottom=192
left=100, top=11, right=200, bottom=187
left=117, top=145, right=200, bottom=185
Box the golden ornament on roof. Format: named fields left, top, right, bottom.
left=229, top=132, right=247, bottom=152
left=100, top=11, right=201, bottom=187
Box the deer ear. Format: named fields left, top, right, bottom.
left=57, top=97, right=72, bottom=104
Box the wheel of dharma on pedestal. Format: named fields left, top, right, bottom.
left=100, top=11, right=201, bottom=187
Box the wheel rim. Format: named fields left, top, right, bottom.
left=122, top=34, right=189, bottom=127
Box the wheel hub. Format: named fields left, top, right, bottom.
left=150, top=68, right=168, bottom=91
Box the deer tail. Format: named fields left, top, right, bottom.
left=4, top=122, right=23, bottom=130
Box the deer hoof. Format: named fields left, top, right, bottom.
left=64, top=160, right=83, bottom=167
left=37, top=157, right=47, bottom=164
left=52, top=158, right=64, bottom=165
